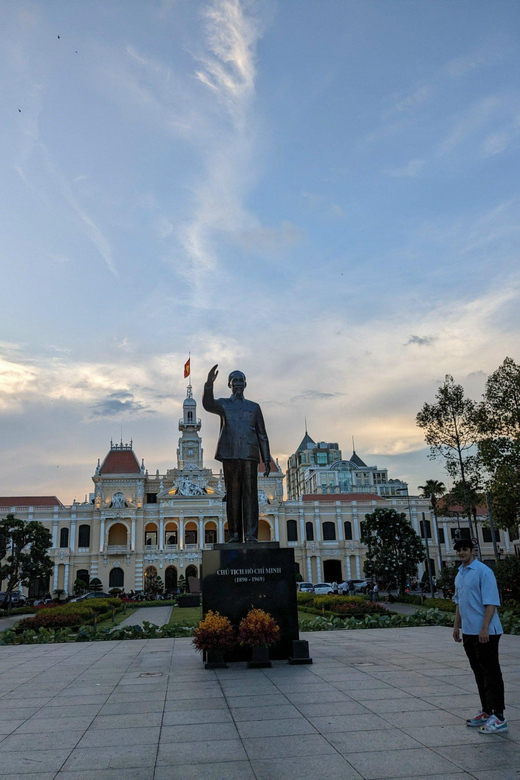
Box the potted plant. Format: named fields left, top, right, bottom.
left=238, top=608, right=280, bottom=668
left=192, top=610, right=236, bottom=669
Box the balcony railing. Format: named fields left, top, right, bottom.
left=164, top=544, right=178, bottom=551
left=185, top=543, right=198, bottom=550
left=106, top=545, right=130, bottom=554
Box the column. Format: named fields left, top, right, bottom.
left=298, top=508, right=305, bottom=543
left=336, top=506, right=343, bottom=542
left=159, top=517, right=164, bottom=551
left=504, top=530, right=511, bottom=552
left=352, top=507, right=359, bottom=540
left=70, top=519, right=76, bottom=553
left=218, top=516, right=224, bottom=543
left=345, top=555, right=352, bottom=579
left=306, top=556, right=313, bottom=581
left=443, top=522, right=449, bottom=556
left=131, top=518, right=136, bottom=551
left=315, top=555, right=322, bottom=582
left=99, top=518, right=105, bottom=553
left=355, top=554, right=361, bottom=578
left=52, top=520, right=58, bottom=549
left=315, top=508, right=321, bottom=542
left=53, top=564, right=59, bottom=591
left=198, top=516, right=204, bottom=548
left=64, top=564, right=70, bottom=595
left=274, top=511, right=279, bottom=541
left=179, top=516, right=185, bottom=550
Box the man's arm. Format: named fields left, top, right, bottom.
left=479, top=605, right=496, bottom=643
left=453, top=605, right=462, bottom=643
left=255, top=406, right=271, bottom=477
left=202, top=364, right=222, bottom=415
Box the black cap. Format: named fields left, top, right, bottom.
left=453, top=538, right=474, bottom=551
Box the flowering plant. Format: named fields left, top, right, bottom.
left=238, top=608, right=280, bottom=648
left=192, top=611, right=236, bottom=653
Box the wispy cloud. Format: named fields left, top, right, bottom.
left=91, top=391, right=155, bottom=418
left=437, top=95, right=502, bottom=156
left=405, top=335, right=437, bottom=347
left=381, top=158, right=424, bottom=178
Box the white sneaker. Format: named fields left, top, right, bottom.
left=478, top=714, right=508, bottom=734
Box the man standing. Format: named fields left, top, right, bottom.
left=452, top=538, right=507, bottom=734
left=203, top=365, right=271, bottom=543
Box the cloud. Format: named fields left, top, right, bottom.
left=405, top=335, right=437, bottom=347
left=381, top=158, right=424, bottom=178
left=480, top=115, right=520, bottom=158
left=389, top=84, right=431, bottom=115
left=91, top=392, right=155, bottom=418
left=289, top=390, right=344, bottom=403
left=437, top=96, right=502, bottom=156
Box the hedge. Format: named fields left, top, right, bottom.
left=15, top=599, right=123, bottom=630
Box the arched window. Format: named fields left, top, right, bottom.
left=323, top=522, right=336, bottom=541
left=187, top=411, right=193, bottom=422
left=109, top=568, right=124, bottom=588
left=344, top=521, right=352, bottom=540
left=305, top=522, right=314, bottom=542
left=76, top=569, right=89, bottom=587
left=60, top=527, right=69, bottom=548
left=287, top=519, right=298, bottom=542
left=78, top=525, right=90, bottom=548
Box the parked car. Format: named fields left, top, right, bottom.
left=351, top=579, right=370, bottom=594
left=298, top=582, right=314, bottom=593
left=312, top=582, right=335, bottom=595
left=0, top=592, right=28, bottom=606
left=70, top=591, right=111, bottom=602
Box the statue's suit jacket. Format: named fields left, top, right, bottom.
left=203, top=384, right=270, bottom=465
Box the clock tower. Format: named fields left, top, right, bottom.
left=177, top=384, right=203, bottom=469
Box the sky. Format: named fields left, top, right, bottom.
left=1, top=0, right=520, bottom=504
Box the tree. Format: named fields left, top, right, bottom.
left=89, top=577, right=103, bottom=592
left=494, top=556, right=520, bottom=602
left=0, top=514, right=53, bottom=610
left=418, top=479, right=446, bottom=566
left=417, top=375, right=480, bottom=536
left=144, top=573, right=164, bottom=597
left=436, top=563, right=459, bottom=598
left=73, top=578, right=88, bottom=596
left=361, top=508, right=426, bottom=596
left=476, top=357, right=520, bottom=530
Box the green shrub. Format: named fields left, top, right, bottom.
left=0, top=606, right=35, bottom=617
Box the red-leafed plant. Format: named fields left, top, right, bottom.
left=192, top=611, right=236, bottom=653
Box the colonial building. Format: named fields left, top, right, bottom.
left=1, top=386, right=518, bottom=598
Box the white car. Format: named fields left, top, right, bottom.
left=312, top=582, right=335, bottom=595
left=298, top=582, right=314, bottom=593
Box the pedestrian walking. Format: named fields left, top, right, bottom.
left=372, top=582, right=379, bottom=602
left=452, top=538, right=507, bottom=734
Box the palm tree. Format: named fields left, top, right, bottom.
left=418, top=479, right=446, bottom=568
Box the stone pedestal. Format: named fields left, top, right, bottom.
left=202, top=545, right=299, bottom=660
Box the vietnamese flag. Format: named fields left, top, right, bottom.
left=184, top=358, right=190, bottom=378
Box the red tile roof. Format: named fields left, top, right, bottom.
left=0, top=496, right=63, bottom=507
left=437, top=501, right=488, bottom=517
left=99, top=449, right=141, bottom=475
left=302, top=493, right=384, bottom=502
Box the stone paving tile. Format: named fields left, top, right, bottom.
left=160, top=722, right=239, bottom=742
left=0, top=748, right=71, bottom=775
left=55, top=770, right=153, bottom=780
left=284, top=689, right=352, bottom=705
left=0, top=730, right=83, bottom=752
left=30, top=704, right=103, bottom=720
left=472, top=772, right=520, bottom=780
left=154, top=761, right=256, bottom=780
left=308, top=713, right=395, bottom=733
left=294, top=700, right=370, bottom=717
left=362, top=697, right=437, bottom=713
left=251, top=753, right=364, bottom=780
left=401, top=723, right=515, bottom=747
left=0, top=775, right=56, bottom=780
left=346, top=746, right=462, bottom=779
left=98, top=700, right=164, bottom=716
left=235, top=717, right=317, bottom=739
left=230, top=704, right=302, bottom=721
left=156, top=738, right=247, bottom=765
left=45, top=694, right=110, bottom=708
left=16, top=715, right=96, bottom=734
left=225, top=693, right=288, bottom=708
left=347, top=688, right=413, bottom=701
left=379, top=709, right=462, bottom=728
left=164, top=696, right=229, bottom=711
left=89, top=712, right=163, bottom=730
left=327, top=729, right=425, bottom=753
left=61, top=744, right=157, bottom=772
left=435, top=741, right=520, bottom=771
left=162, top=708, right=233, bottom=726
left=77, top=727, right=161, bottom=748
left=242, top=733, right=337, bottom=760
left=0, top=706, right=44, bottom=720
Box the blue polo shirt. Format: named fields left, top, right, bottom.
left=454, top=559, right=503, bottom=636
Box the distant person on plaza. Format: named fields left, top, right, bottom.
left=372, top=582, right=379, bottom=602
left=452, top=539, right=507, bottom=734
left=348, top=580, right=355, bottom=596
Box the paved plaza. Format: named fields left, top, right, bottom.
left=0, top=627, right=519, bottom=780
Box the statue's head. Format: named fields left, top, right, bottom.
left=228, top=370, right=246, bottom=395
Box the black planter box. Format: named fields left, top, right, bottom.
left=202, top=545, right=299, bottom=661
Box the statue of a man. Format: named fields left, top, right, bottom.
left=203, top=365, right=271, bottom=542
